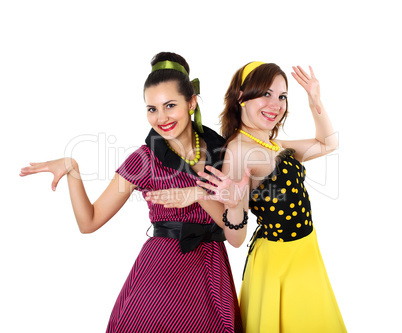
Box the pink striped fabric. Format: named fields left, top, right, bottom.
left=106, top=143, right=242, bottom=332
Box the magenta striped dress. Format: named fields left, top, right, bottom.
left=106, top=125, right=243, bottom=333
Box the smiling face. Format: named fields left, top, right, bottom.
left=145, top=81, right=196, bottom=140
left=241, top=74, right=288, bottom=131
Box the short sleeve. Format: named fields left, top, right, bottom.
left=116, top=145, right=151, bottom=191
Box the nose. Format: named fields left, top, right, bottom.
left=268, top=100, right=281, bottom=111
left=158, top=110, right=169, bottom=123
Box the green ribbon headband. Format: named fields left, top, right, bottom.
left=151, top=60, right=203, bottom=133
left=152, top=61, right=189, bottom=77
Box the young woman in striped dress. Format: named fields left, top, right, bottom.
left=20, top=52, right=243, bottom=332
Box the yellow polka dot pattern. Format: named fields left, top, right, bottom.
left=250, top=149, right=313, bottom=242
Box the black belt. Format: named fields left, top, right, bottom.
left=153, top=221, right=226, bottom=254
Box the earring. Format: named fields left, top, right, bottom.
left=240, top=102, right=245, bottom=107
left=189, top=109, right=194, bottom=115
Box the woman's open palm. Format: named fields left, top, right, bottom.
left=20, top=158, right=76, bottom=191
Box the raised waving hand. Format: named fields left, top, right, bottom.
left=291, top=65, right=321, bottom=114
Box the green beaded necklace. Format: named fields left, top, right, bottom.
left=166, top=131, right=201, bottom=166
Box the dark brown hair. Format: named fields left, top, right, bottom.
left=219, top=63, right=288, bottom=144
left=143, top=52, right=194, bottom=102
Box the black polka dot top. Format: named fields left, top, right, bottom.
left=249, top=148, right=313, bottom=242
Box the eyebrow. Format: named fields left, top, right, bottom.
left=267, top=88, right=288, bottom=95
left=146, top=99, right=178, bottom=108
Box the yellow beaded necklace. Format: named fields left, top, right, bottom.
left=237, top=129, right=280, bottom=151
left=165, top=131, right=201, bottom=166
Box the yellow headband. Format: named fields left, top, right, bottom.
left=241, top=61, right=265, bottom=85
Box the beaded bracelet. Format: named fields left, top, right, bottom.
left=222, top=209, right=248, bottom=230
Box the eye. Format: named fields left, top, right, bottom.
left=279, top=95, right=287, bottom=101
left=263, top=91, right=271, bottom=97
left=147, top=107, right=157, bottom=113
left=166, top=103, right=176, bottom=109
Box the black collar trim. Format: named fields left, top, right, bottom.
left=145, top=123, right=226, bottom=177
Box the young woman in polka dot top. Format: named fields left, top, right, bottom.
left=149, top=62, right=347, bottom=332
left=213, top=62, right=346, bottom=332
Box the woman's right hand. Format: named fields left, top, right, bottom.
left=196, top=165, right=250, bottom=208
left=20, top=158, right=78, bottom=191
left=291, top=65, right=321, bottom=113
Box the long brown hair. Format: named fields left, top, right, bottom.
left=219, top=62, right=288, bottom=144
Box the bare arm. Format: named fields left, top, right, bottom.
left=144, top=185, right=230, bottom=232
left=20, top=158, right=136, bottom=233
left=197, top=144, right=251, bottom=248
left=279, top=66, right=338, bottom=161
left=144, top=186, right=228, bottom=230
left=144, top=161, right=250, bottom=247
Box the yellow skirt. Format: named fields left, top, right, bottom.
left=240, top=228, right=347, bottom=333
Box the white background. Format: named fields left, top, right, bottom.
left=1, top=0, right=401, bottom=332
